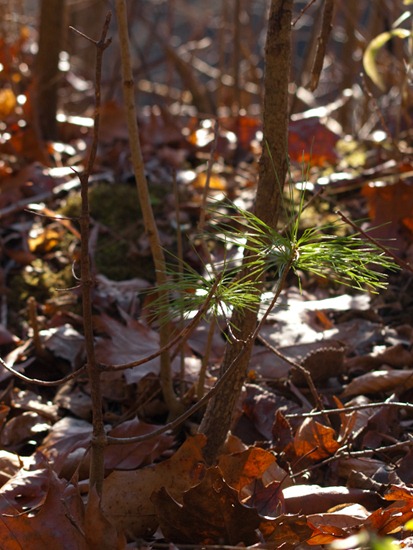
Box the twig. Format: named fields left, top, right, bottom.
left=27, top=297, right=43, bottom=356
left=232, top=0, right=242, bottom=112
left=101, top=273, right=222, bottom=372
left=291, top=439, right=413, bottom=479
left=198, top=120, right=219, bottom=234
left=257, top=334, right=329, bottom=422
left=308, top=0, right=335, bottom=91
left=0, top=355, right=86, bottom=386
left=172, top=170, right=186, bottom=396
left=336, top=210, right=413, bottom=273
left=292, top=0, right=317, bottom=27
left=197, top=319, right=216, bottom=399
left=360, top=74, right=395, bottom=146
left=285, top=400, right=413, bottom=418
left=71, top=12, right=112, bottom=498
left=106, top=311, right=259, bottom=445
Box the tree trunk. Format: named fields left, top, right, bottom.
left=199, top=0, right=293, bottom=465
left=35, top=0, right=66, bottom=140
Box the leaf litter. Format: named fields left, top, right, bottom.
left=1, top=3, right=413, bottom=549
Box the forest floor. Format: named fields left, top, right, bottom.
left=2, top=10, right=413, bottom=550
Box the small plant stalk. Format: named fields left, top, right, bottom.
left=115, top=0, right=183, bottom=417
left=199, top=0, right=293, bottom=464
left=70, top=14, right=112, bottom=497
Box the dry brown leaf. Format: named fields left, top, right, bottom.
left=306, top=504, right=370, bottom=546
left=291, top=418, right=340, bottom=462
left=105, top=418, right=174, bottom=470
left=283, top=484, right=382, bottom=515
left=342, top=368, right=413, bottom=398
left=367, top=486, right=413, bottom=536
left=192, top=172, right=227, bottom=190
left=259, top=513, right=312, bottom=546
left=101, top=434, right=206, bottom=538
left=85, top=487, right=125, bottom=550
left=363, top=180, right=413, bottom=248
left=152, top=466, right=261, bottom=545
left=94, top=314, right=181, bottom=384
left=0, top=451, right=24, bottom=488
left=0, top=463, right=86, bottom=549
left=246, top=478, right=285, bottom=517
left=0, top=88, right=16, bottom=117
left=217, top=446, right=277, bottom=492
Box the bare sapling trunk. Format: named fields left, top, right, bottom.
left=199, top=0, right=293, bottom=464
left=115, top=0, right=183, bottom=418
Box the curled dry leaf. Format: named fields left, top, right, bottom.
left=307, top=504, right=370, bottom=545
left=290, top=417, right=340, bottom=462
left=342, top=368, right=413, bottom=398
left=217, top=446, right=278, bottom=492
left=0, top=451, right=24, bottom=488
left=246, top=477, right=285, bottom=518
left=366, top=484, right=413, bottom=535
left=283, top=484, right=384, bottom=516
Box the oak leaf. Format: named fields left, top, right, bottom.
left=152, top=466, right=261, bottom=545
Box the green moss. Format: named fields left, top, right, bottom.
left=94, top=235, right=155, bottom=281
left=9, top=259, right=75, bottom=315
left=17, top=260, right=73, bottom=299
left=60, top=182, right=141, bottom=228
left=89, top=183, right=142, bottom=231
left=60, top=182, right=158, bottom=281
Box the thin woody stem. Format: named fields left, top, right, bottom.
left=115, top=0, right=182, bottom=417
left=73, top=12, right=112, bottom=498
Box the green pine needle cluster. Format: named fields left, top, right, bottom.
left=155, top=192, right=399, bottom=322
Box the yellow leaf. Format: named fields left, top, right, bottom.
left=193, top=172, right=227, bottom=190
left=363, top=29, right=411, bottom=90
left=0, top=88, right=16, bottom=117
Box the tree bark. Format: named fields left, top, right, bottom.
left=35, top=0, right=66, bottom=140
left=199, top=0, right=293, bottom=464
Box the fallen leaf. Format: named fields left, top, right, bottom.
left=105, top=418, right=174, bottom=470
left=94, top=314, right=181, bottom=384
left=363, top=29, right=410, bottom=90
left=0, top=460, right=86, bottom=549
left=0, top=451, right=23, bottom=488
left=368, top=485, right=413, bottom=536
left=247, top=478, right=285, bottom=517
left=289, top=117, right=339, bottom=166
left=283, top=485, right=383, bottom=516
left=291, top=417, right=340, bottom=462
left=342, top=368, right=413, bottom=398
left=101, top=434, right=206, bottom=538
left=0, top=87, right=16, bottom=117
left=259, top=513, right=312, bottom=546
left=217, top=446, right=277, bottom=492
left=152, top=466, right=261, bottom=545
left=84, top=487, right=125, bottom=550
left=362, top=180, right=413, bottom=251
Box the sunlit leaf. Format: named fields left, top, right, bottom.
left=0, top=87, right=16, bottom=117
left=363, top=28, right=411, bottom=90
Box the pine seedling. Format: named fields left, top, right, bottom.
left=155, top=178, right=399, bottom=327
